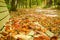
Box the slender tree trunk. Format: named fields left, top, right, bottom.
left=25, top=0, right=27, bottom=8
left=36, top=0, right=38, bottom=6
left=29, top=0, right=32, bottom=8
left=46, top=0, right=52, bottom=7
left=10, top=0, right=17, bottom=11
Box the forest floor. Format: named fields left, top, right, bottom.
left=10, top=8, right=60, bottom=17
left=10, top=8, right=60, bottom=36
left=10, top=8, right=60, bottom=33
left=0, top=8, right=60, bottom=40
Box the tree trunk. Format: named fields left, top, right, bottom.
left=10, top=0, right=17, bottom=11
left=36, top=0, right=38, bottom=6
left=25, top=0, right=27, bottom=8
left=48, top=0, right=52, bottom=7
left=29, top=0, right=32, bottom=8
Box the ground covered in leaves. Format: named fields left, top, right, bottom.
left=10, top=9, right=60, bottom=35
left=0, top=9, right=60, bottom=40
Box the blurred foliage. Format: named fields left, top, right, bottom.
left=4, top=0, right=60, bottom=11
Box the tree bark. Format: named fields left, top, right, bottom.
left=29, top=0, right=32, bottom=8
left=10, top=0, right=17, bottom=11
